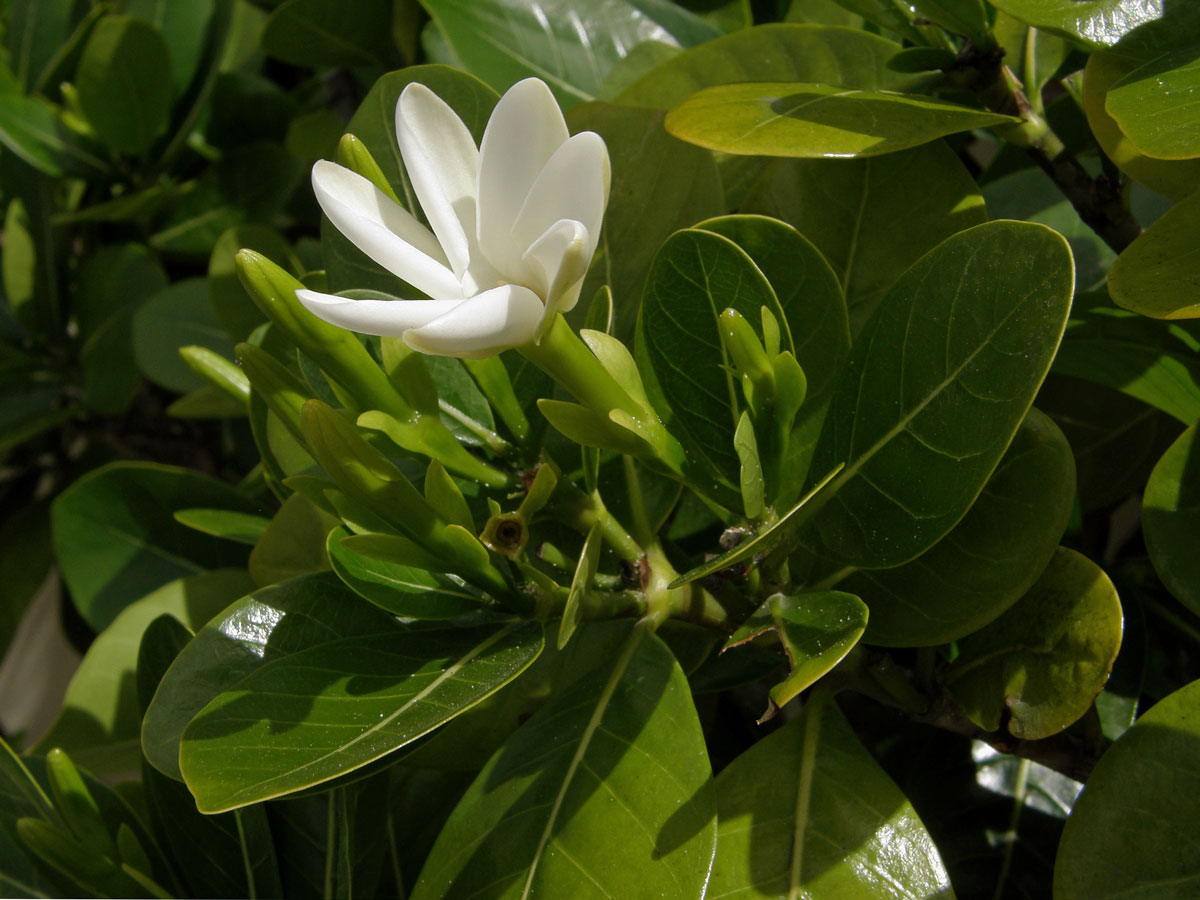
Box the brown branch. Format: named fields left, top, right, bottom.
left=957, top=46, right=1142, bottom=255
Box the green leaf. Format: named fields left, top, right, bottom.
left=124, top=0, right=215, bottom=92
left=568, top=102, right=724, bottom=342
left=909, top=0, right=989, bottom=43
left=638, top=228, right=783, bottom=502
left=75, top=243, right=167, bottom=415
left=33, top=570, right=253, bottom=777
left=132, top=278, right=237, bottom=393
left=1054, top=305, right=1200, bottom=425
left=557, top=521, right=602, bottom=650
left=1105, top=48, right=1200, bottom=160
left=418, top=0, right=719, bottom=109
left=0, top=86, right=108, bottom=177
left=708, top=688, right=953, bottom=899
left=75, top=16, right=173, bottom=156
left=1083, top=51, right=1200, bottom=201
left=1143, top=423, right=1200, bottom=617
left=1109, top=188, right=1200, bottom=320
left=726, top=591, right=868, bottom=717
left=179, top=615, right=543, bottom=811
left=143, top=573, right=412, bottom=780
left=983, top=167, right=1116, bottom=294
left=845, top=408, right=1075, bottom=647
left=988, top=0, right=1168, bottom=49
left=616, top=22, right=908, bottom=108
left=248, top=493, right=337, bottom=586
left=803, top=221, right=1074, bottom=569
left=696, top=214, right=849, bottom=497
left=946, top=547, right=1123, bottom=739
left=51, top=462, right=263, bottom=630
left=410, top=624, right=716, bottom=900
left=665, top=82, right=1018, bottom=158
left=261, top=0, right=400, bottom=67
left=742, top=141, right=986, bottom=332
left=174, top=508, right=270, bottom=545
left=6, top=0, right=74, bottom=91
left=326, top=525, right=484, bottom=619
left=1054, top=678, right=1200, bottom=899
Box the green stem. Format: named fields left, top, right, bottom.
left=519, top=315, right=636, bottom=416
left=992, top=757, right=1031, bottom=900
left=553, top=479, right=642, bottom=563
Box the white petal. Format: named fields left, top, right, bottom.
left=296, top=288, right=465, bottom=337
left=512, top=132, right=609, bottom=259
left=477, top=79, right=569, bottom=274
left=403, top=284, right=544, bottom=358
left=522, top=219, right=592, bottom=326
left=311, top=161, right=462, bottom=299
left=396, top=83, right=479, bottom=279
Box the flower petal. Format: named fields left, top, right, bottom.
left=396, top=83, right=479, bottom=280
left=522, top=219, right=592, bottom=331
left=511, top=131, right=609, bottom=259
left=402, top=284, right=544, bottom=358
left=311, top=161, right=463, bottom=299
left=477, top=78, right=569, bottom=274
left=296, top=288, right=465, bottom=337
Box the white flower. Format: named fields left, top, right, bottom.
left=295, top=77, right=610, bottom=359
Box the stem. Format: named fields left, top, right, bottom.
left=552, top=478, right=642, bottom=563
left=968, top=51, right=1141, bottom=253
left=992, top=758, right=1031, bottom=900
left=622, top=455, right=653, bottom=547
left=519, top=315, right=636, bottom=417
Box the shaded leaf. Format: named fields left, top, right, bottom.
left=803, top=221, right=1074, bottom=568
left=1109, top=187, right=1200, bottom=320
left=947, top=547, right=1123, bottom=740
left=1143, top=423, right=1200, bottom=617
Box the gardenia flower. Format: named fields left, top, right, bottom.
left=295, top=77, right=610, bottom=358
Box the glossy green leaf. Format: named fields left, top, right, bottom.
left=742, top=141, right=986, bottom=331
left=33, top=570, right=253, bottom=777
left=143, top=573, right=422, bottom=780
left=803, top=221, right=1074, bottom=569
left=1143, top=423, right=1200, bottom=617
left=1054, top=678, right=1200, bottom=899
left=988, top=0, right=1167, bottom=49
left=51, top=462, right=262, bottom=630
left=616, top=23, right=907, bottom=108
left=665, top=82, right=1018, bottom=158
left=638, top=228, right=784, bottom=503
left=132, top=278, right=237, bottom=393
left=846, top=409, right=1075, bottom=647
left=726, top=591, right=868, bottom=717
left=75, top=16, right=173, bottom=155
left=1083, top=51, right=1200, bottom=201
left=410, top=624, right=716, bottom=900
left=947, top=547, right=1123, bottom=739
left=1054, top=305, right=1200, bottom=424
left=911, top=0, right=989, bottom=42
left=697, top=214, right=849, bottom=497
left=74, top=243, right=166, bottom=415
left=261, top=0, right=399, bottom=67
left=0, top=741, right=75, bottom=898
left=708, top=688, right=953, bottom=899
left=326, top=525, right=484, bottom=619
left=419, top=0, right=719, bottom=108
left=1106, top=48, right=1200, bottom=160
left=179, top=615, right=542, bottom=811
left=568, top=102, right=724, bottom=342
left=1109, top=188, right=1200, bottom=320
